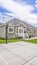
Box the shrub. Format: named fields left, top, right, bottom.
left=0, top=37, right=5, bottom=40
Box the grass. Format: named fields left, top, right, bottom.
left=8, top=38, right=23, bottom=43
left=0, top=38, right=23, bottom=44
left=0, top=40, right=6, bottom=44
left=0, top=38, right=37, bottom=44
left=24, top=39, right=37, bottom=44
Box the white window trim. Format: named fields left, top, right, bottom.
left=8, top=27, right=14, bottom=33
left=18, top=27, right=24, bottom=36
left=15, top=27, right=18, bottom=35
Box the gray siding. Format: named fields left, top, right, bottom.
left=0, top=21, right=37, bottom=39
left=0, top=26, right=6, bottom=38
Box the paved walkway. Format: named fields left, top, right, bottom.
left=0, top=41, right=37, bottom=65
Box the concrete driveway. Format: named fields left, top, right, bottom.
left=0, top=41, right=37, bottom=65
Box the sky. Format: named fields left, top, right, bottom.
left=0, top=0, right=37, bottom=27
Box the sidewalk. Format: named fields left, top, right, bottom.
left=0, top=42, right=37, bottom=65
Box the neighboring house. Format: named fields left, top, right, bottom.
left=0, top=18, right=37, bottom=39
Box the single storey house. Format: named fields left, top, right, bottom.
left=0, top=18, right=37, bottom=39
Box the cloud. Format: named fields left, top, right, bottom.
left=0, top=0, right=37, bottom=25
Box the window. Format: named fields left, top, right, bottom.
left=8, top=27, right=14, bottom=33
left=18, top=27, right=24, bottom=37
left=19, top=29, right=23, bottom=33
left=18, top=27, right=24, bottom=34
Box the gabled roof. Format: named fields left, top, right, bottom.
left=5, top=18, right=22, bottom=26
left=5, top=18, right=34, bottom=28
left=0, top=18, right=35, bottom=30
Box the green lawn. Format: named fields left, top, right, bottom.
left=0, top=38, right=37, bottom=44
left=0, top=38, right=23, bottom=44
left=24, top=39, right=37, bottom=44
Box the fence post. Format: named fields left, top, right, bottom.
left=6, top=25, right=8, bottom=44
